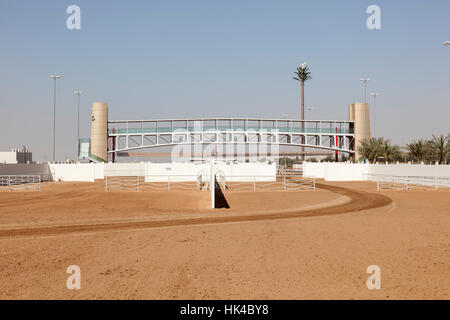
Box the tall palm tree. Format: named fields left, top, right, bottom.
left=382, top=141, right=402, bottom=163
left=293, top=63, right=312, bottom=160
left=426, top=134, right=449, bottom=164
left=406, top=139, right=428, bottom=163
left=358, top=137, right=384, bottom=163
left=357, top=137, right=401, bottom=163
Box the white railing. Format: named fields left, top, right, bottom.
left=105, top=175, right=203, bottom=191
left=278, top=165, right=303, bottom=176
left=365, top=173, right=450, bottom=190
left=281, top=168, right=303, bottom=175
left=143, top=175, right=200, bottom=191
left=224, top=175, right=315, bottom=192
left=105, top=174, right=315, bottom=192
left=105, top=176, right=140, bottom=191
left=0, top=175, right=41, bottom=191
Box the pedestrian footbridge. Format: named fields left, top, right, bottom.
left=107, top=118, right=355, bottom=156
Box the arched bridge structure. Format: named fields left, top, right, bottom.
left=107, top=118, right=355, bottom=161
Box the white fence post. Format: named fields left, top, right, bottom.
left=253, top=176, right=256, bottom=192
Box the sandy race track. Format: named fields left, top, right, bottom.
left=0, top=180, right=449, bottom=299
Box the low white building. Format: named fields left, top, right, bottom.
left=0, top=146, right=32, bottom=164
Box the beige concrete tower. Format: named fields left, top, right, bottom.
left=349, top=103, right=370, bottom=160
left=90, top=102, right=108, bottom=162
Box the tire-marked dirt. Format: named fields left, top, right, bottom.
left=0, top=183, right=392, bottom=238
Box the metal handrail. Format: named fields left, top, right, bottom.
left=105, top=174, right=315, bottom=192
left=0, top=175, right=41, bottom=191
left=366, top=173, right=450, bottom=190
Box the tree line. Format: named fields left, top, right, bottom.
left=358, top=134, right=450, bottom=164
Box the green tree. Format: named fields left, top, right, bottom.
left=358, top=137, right=401, bottom=163
left=447, top=134, right=450, bottom=164
left=426, top=134, right=450, bottom=164
left=406, top=139, right=428, bottom=163
left=381, top=141, right=402, bottom=163
left=278, top=157, right=295, bottom=168
left=358, top=137, right=384, bottom=163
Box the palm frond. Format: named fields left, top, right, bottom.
left=292, top=64, right=312, bottom=82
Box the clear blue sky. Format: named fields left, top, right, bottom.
left=1, top=0, right=449, bottom=161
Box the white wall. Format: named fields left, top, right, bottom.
left=47, top=162, right=277, bottom=182
left=146, top=162, right=277, bottom=182
left=302, top=162, right=326, bottom=179
left=217, top=162, right=276, bottom=181
left=303, top=162, right=368, bottom=181
left=49, top=163, right=96, bottom=182
left=93, top=163, right=104, bottom=180
left=367, top=164, right=450, bottom=178
left=303, top=162, right=450, bottom=181
left=325, top=163, right=368, bottom=181
left=104, top=162, right=145, bottom=176
left=47, top=162, right=450, bottom=183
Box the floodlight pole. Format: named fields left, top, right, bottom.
left=73, top=90, right=83, bottom=159
left=360, top=78, right=370, bottom=104
left=370, top=93, right=380, bottom=137
left=49, top=75, right=61, bottom=162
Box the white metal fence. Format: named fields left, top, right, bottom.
left=105, top=175, right=205, bottom=191
left=278, top=166, right=303, bottom=176
left=365, top=174, right=450, bottom=190
left=0, top=175, right=41, bottom=191
left=105, top=174, right=315, bottom=192
left=222, top=175, right=315, bottom=192
left=105, top=176, right=140, bottom=191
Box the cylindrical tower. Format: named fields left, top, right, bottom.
left=349, top=104, right=355, bottom=122
left=349, top=102, right=370, bottom=161
left=90, top=102, right=108, bottom=162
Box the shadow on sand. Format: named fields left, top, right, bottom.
left=214, top=179, right=230, bottom=209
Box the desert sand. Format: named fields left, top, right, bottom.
left=0, top=180, right=449, bottom=299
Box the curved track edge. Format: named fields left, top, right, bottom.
left=0, top=182, right=392, bottom=238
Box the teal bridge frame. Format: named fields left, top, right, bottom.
left=108, top=118, right=355, bottom=157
